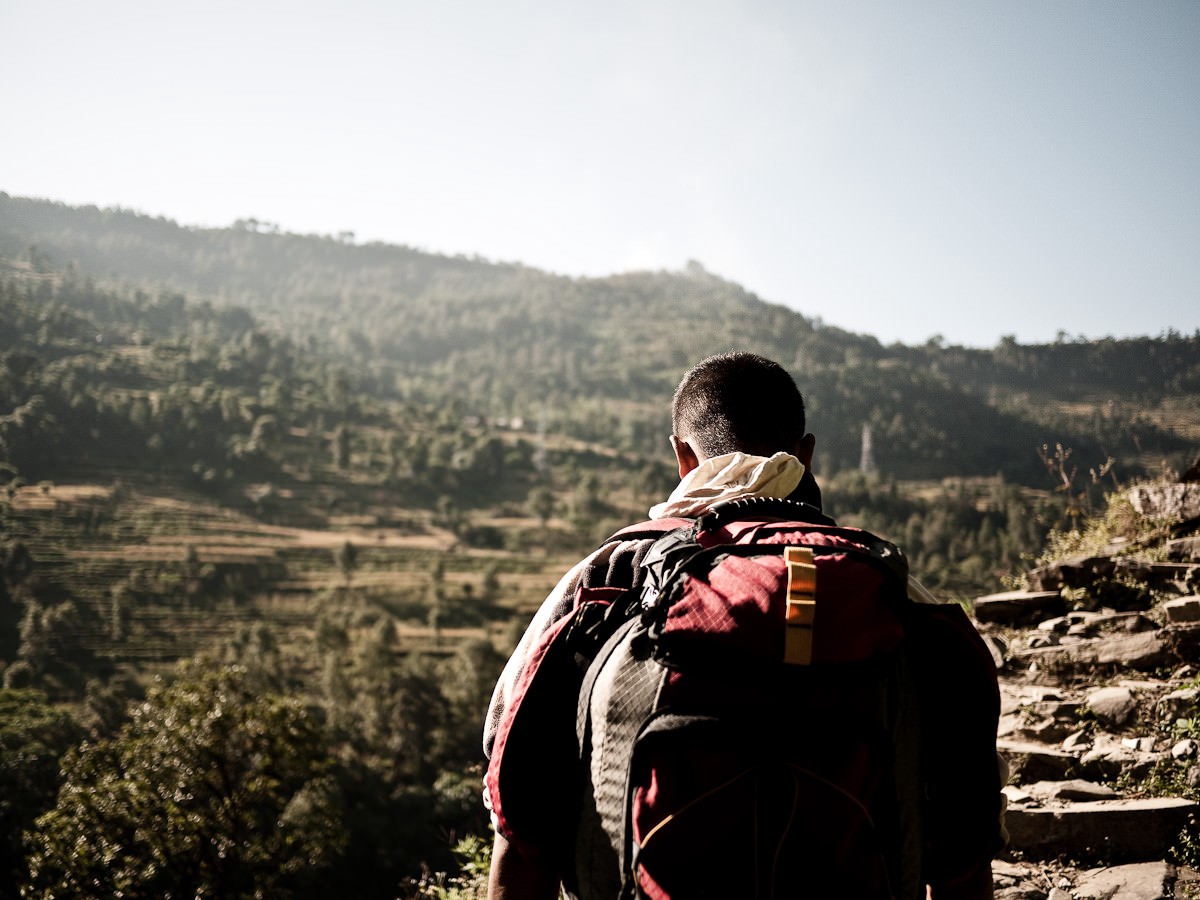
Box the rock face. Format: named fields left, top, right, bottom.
left=977, top=479, right=1200, bottom=898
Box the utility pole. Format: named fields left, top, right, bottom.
left=859, top=423, right=877, bottom=476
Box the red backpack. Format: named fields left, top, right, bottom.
left=488, top=497, right=997, bottom=899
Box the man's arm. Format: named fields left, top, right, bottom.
left=909, top=594, right=1002, bottom=900
left=483, top=542, right=618, bottom=758
left=487, top=831, right=560, bottom=900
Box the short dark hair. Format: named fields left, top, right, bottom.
left=672, top=352, right=807, bottom=458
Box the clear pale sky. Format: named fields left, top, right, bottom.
left=2, top=1, right=1197, bottom=347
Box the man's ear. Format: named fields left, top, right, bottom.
left=670, top=435, right=701, bottom=479
left=795, top=433, right=816, bottom=469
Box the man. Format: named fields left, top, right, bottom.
left=484, top=352, right=1002, bottom=899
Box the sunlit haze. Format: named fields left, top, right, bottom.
left=2, top=0, right=1197, bottom=347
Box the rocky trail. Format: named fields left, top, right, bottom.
left=972, top=480, right=1200, bottom=898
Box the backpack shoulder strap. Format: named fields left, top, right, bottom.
left=608, top=517, right=694, bottom=540
left=579, top=518, right=694, bottom=592
left=698, top=495, right=835, bottom=529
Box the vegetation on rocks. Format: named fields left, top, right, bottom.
left=979, top=468, right=1200, bottom=892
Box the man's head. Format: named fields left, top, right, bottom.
left=670, top=352, right=815, bottom=477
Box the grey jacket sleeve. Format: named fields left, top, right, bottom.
left=482, top=541, right=620, bottom=759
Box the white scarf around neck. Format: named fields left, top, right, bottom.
left=648, top=451, right=805, bottom=519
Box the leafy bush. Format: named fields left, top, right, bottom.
left=24, top=662, right=346, bottom=899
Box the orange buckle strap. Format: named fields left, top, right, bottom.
left=784, top=546, right=816, bottom=665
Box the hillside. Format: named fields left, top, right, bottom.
left=4, top=192, right=1196, bottom=483
left=3, top=192, right=1198, bottom=681
left=1, top=192, right=1199, bottom=895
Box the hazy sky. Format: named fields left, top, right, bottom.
left=3, top=1, right=1197, bottom=347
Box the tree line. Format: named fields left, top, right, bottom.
left=3, top=193, right=1195, bottom=484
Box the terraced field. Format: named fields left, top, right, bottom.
left=4, top=480, right=569, bottom=682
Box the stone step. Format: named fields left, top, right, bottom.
left=1166, top=535, right=1200, bottom=561
left=995, top=859, right=1200, bottom=900
left=1072, top=861, right=1194, bottom=900
left=1026, top=555, right=1116, bottom=592
left=1165, top=595, right=1200, bottom=624
left=973, top=590, right=1065, bottom=626
left=1114, top=558, right=1200, bottom=588
left=1004, top=796, right=1199, bottom=863
left=1014, top=629, right=1177, bottom=671
left=996, top=738, right=1080, bottom=783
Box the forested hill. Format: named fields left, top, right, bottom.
left=2, top=192, right=1197, bottom=484
left=2, top=191, right=1199, bottom=896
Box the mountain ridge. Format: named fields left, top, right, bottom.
left=2, top=191, right=1196, bottom=486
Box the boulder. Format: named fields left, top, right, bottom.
left=1172, top=739, right=1198, bottom=760
left=1086, top=686, right=1138, bottom=726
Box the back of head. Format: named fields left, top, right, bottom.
left=672, top=352, right=806, bottom=458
